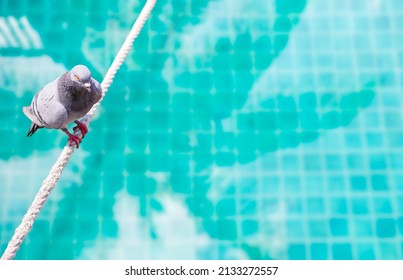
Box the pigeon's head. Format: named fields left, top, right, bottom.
left=70, top=65, right=92, bottom=91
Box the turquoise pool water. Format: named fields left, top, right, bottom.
left=1, top=0, right=403, bottom=259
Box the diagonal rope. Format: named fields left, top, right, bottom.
left=1, top=0, right=157, bottom=260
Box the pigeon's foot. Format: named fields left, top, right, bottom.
left=68, top=134, right=82, bottom=148
left=62, top=128, right=82, bottom=148
left=73, top=120, right=88, bottom=138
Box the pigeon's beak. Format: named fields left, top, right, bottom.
left=84, top=83, right=91, bottom=90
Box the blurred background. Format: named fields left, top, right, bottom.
left=1, top=0, right=403, bottom=259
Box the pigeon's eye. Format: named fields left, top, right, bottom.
left=75, top=75, right=80, bottom=81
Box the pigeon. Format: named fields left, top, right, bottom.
left=23, top=65, right=102, bottom=148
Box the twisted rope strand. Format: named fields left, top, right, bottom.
left=1, top=0, right=157, bottom=260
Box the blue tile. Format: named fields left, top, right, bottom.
left=329, top=198, right=348, bottom=215
left=308, top=220, right=327, bottom=238
left=384, top=112, right=403, bottom=127
left=390, top=154, right=403, bottom=169
left=328, top=176, right=346, bottom=192
left=261, top=176, right=280, bottom=193
left=376, top=219, right=396, bottom=238
left=329, top=218, right=349, bottom=236
left=379, top=242, right=399, bottom=259
left=386, top=131, right=403, bottom=148
left=397, top=195, right=403, bottom=214
left=371, top=175, right=389, bottom=191
left=286, top=198, right=304, bottom=215
left=332, top=244, right=353, bottom=260
left=353, top=219, right=373, bottom=237
left=356, top=243, right=376, bottom=260
left=326, top=155, right=343, bottom=170
left=287, top=220, right=305, bottom=238
left=284, top=176, right=301, bottom=193
left=350, top=176, right=367, bottom=191
left=374, top=197, right=393, bottom=214
left=369, top=154, right=387, bottom=170
left=347, top=154, right=365, bottom=169
left=240, top=200, right=257, bottom=215
left=354, top=16, right=369, bottom=29
left=397, top=217, right=403, bottom=235
left=288, top=244, right=306, bottom=260
left=310, top=243, right=328, bottom=260
left=261, top=199, right=280, bottom=213
left=282, top=155, right=299, bottom=170
left=239, top=177, right=258, bottom=194
left=344, top=133, right=362, bottom=148
left=307, top=197, right=326, bottom=214
left=304, top=155, right=321, bottom=171
left=216, top=199, right=237, bottom=217
left=242, top=220, right=258, bottom=236
left=352, top=198, right=369, bottom=215
left=299, top=93, right=317, bottom=109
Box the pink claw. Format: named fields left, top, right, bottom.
left=62, top=128, right=82, bottom=148
left=68, top=134, right=82, bottom=148
left=73, top=121, right=88, bottom=138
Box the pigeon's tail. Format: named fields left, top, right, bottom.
left=23, top=105, right=44, bottom=137
left=27, top=123, right=42, bottom=137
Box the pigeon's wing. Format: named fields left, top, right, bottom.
left=37, top=86, right=69, bottom=129
left=23, top=105, right=41, bottom=125
left=40, top=99, right=69, bottom=129
left=23, top=88, right=52, bottom=128
left=25, top=79, right=69, bottom=129
left=29, top=81, right=57, bottom=128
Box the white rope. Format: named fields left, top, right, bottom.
left=1, top=0, right=157, bottom=260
